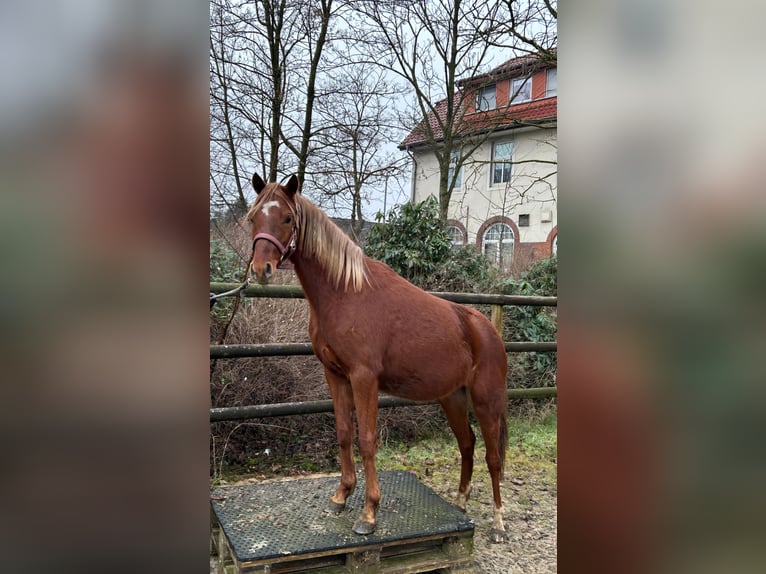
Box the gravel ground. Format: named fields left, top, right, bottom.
left=429, top=465, right=557, bottom=573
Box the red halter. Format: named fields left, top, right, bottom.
left=251, top=198, right=301, bottom=269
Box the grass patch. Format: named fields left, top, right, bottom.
left=506, top=410, right=558, bottom=480
left=214, top=409, right=557, bottom=488
left=375, top=410, right=557, bottom=487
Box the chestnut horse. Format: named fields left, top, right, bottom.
left=247, top=174, right=509, bottom=542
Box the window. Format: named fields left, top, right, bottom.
left=482, top=223, right=514, bottom=271
left=447, top=225, right=465, bottom=247
left=552, top=233, right=557, bottom=255
left=491, top=141, right=513, bottom=185
left=448, top=150, right=462, bottom=188
left=546, top=68, right=557, bottom=97
left=476, top=84, right=496, bottom=111
left=511, top=77, right=531, bottom=104
left=518, top=214, right=530, bottom=227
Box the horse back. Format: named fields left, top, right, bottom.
left=311, top=260, right=505, bottom=400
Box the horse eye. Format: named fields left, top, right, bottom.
left=284, top=215, right=292, bottom=224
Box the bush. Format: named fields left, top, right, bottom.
left=365, top=197, right=495, bottom=291
left=500, top=256, right=558, bottom=387
left=210, top=238, right=245, bottom=283
left=514, top=254, right=557, bottom=296
left=210, top=238, right=248, bottom=330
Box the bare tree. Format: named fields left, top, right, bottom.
left=311, top=59, right=408, bottom=235
left=210, top=0, right=251, bottom=216
left=210, top=0, right=293, bottom=215
left=351, top=0, right=501, bottom=220
left=490, top=1, right=557, bottom=62
left=354, top=0, right=557, bottom=222
left=210, top=0, right=411, bottom=229
left=210, top=0, right=335, bottom=206
left=283, top=0, right=334, bottom=186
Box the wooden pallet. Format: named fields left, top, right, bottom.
left=210, top=471, right=474, bottom=574
left=211, top=521, right=473, bottom=573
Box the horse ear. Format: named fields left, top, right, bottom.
left=252, top=173, right=267, bottom=194
left=285, top=174, right=300, bottom=197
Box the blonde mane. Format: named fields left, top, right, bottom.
left=295, top=195, right=368, bottom=292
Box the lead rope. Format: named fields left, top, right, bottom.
left=209, top=278, right=249, bottom=305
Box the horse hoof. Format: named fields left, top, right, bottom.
left=352, top=519, right=376, bottom=535
left=327, top=499, right=346, bottom=514
left=490, top=528, right=507, bottom=543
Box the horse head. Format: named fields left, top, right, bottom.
left=247, top=173, right=301, bottom=284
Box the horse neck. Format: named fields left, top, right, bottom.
left=291, top=250, right=340, bottom=309
left=290, top=203, right=365, bottom=305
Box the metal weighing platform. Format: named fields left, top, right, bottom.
left=210, top=470, right=475, bottom=573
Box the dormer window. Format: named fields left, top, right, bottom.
left=511, top=77, right=531, bottom=104
left=476, top=84, right=496, bottom=111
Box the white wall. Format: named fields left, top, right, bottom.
left=412, top=126, right=557, bottom=248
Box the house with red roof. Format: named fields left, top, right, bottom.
left=399, top=53, right=557, bottom=273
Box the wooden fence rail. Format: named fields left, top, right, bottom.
left=210, top=283, right=557, bottom=423
left=210, top=282, right=558, bottom=307
left=210, top=341, right=557, bottom=359
left=210, top=388, right=557, bottom=422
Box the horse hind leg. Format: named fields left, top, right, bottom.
left=439, top=388, right=476, bottom=511
left=470, top=369, right=509, bottom=543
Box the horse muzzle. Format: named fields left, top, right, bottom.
left=250, top=259, right=276, bottom=285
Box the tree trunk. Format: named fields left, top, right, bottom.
left=264, top=0, right=284, bottom=181
left=296, top=0, right=332, bottom=186
left=438, top=159, right=451, bottom=222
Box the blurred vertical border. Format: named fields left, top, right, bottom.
left=0, top=1, right=210, bottom=572
left=560, top=0, right=766, bottom=573
left=3, top=0, right=766, bottom=572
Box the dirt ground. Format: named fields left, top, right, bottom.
left=211, top=464, right=556, bottom=573
left=430, top=463, right=557, bottom=573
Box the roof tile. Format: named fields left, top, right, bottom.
left=400, top=53, right=557, bottom=149
left=399, top=96, right=556, bottom=148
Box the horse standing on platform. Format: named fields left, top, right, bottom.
left=246, top=174, right=509, bottom=542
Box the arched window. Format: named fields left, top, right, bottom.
left=482, top=223, right=514, bottom=271
left=447, top=225, right=464, bottom=247
left=446, top=220, right=467, bottom=248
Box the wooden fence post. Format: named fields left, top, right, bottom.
left=491, top=304, right=503, bottom=338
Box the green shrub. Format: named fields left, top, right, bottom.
left=210, top=239, right=246, bottom=327
left=210, top=238, right=244, bottom=283
left=500, top=255, right=558, bottom=386
left=514, top=254, right=557, bottom=296
left=365, top=197, right=495, bottom=291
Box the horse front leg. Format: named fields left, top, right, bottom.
left=349, top=369, right=381, bottom=535
left=325, top=369, right=357, bottom=513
